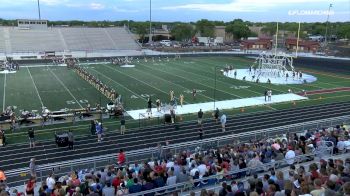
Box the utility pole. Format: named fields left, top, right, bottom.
left=149, top=0, right=152, bottom=44
left=324, top=4, right=333, bottom=45
left=37, top=0, right=41, bottom=20
left=38, top=0, right=41, bottom=20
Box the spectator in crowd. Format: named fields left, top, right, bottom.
left=68, top=129, right=74, bottom=150
left=166, top=170, right=177, bottom=186
left=198, top=109, right=203, bottom=125
left=220, top=113, right=226, bottom=132
left=25, top=177, right=35, bottom=196
left=29, top=158, right=37, bottom=177
left=310, top=178, right=324, bottom=196
left=0, top=170, right=6, bottom=182
left=46, top=172, right=55, bottom=193
left=285, top=145, right=296, bottom=165
left=213, top=108, right=219, bottom=123
left=198, top=125, right=203, bottom=140
left=90, top=120, right=96, bottom=136
left=28, top=128, right=35, bottom=148
left=2, top=123, right=349, bottom=196
left=117, top=149, right=126, bottom=166
left=219, top=182, right=227, bottom=196
left=95, top=121, right=103, bottom=142
left=120, top=116, right=126, bottom=135
left=129, top=178, right=142, bottom=194
left=116, top=183, right=128, bottom=196
left=0, top=127, right=5, bottom=146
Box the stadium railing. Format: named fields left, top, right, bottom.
left=4, top=115, right=350, bottom=187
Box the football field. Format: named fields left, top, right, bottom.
left=1, top=56, right=350, bottom=113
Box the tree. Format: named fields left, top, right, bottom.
left=225, top=20, right=251, bottom=40
left=171, top=24, right=194, bottom=41
left=261, top=23, right=277, bottom=35
left=195, top=19, right=215, bottom=37
left=337, top=23, right=350, bottom=39
left=135, top=23, right=148, bottom=44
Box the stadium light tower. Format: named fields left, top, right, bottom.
left=37, top=0, right=41, bottom=20
left=149, top=0, right=152, bottom=43
left=324, top=3, right=332, bottom=44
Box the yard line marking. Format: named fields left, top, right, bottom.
left=27, top=67, right=44, bottom=107
left=121, top=65, right=208, bottom=102
left=141, top=61, right=277, bottom=110
left=48, top=67, right=83, bottom=108
left=88, top=68, right=150, bottom=103
left=102, top=64, right=181, bottom=101
left=139, top=62, right=243, bottom=99
left=162, top=61, right=277, bottom=111
left=2, top=74, right=6, bottom=111
left=171, top=60, right=262, bottom=96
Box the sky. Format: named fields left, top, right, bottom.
left=0, top=0, right=349, bottom=22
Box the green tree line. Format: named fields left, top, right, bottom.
left=0, top=18, right=349, bottom=41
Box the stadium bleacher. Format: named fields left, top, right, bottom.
left=1, top=119, right=349, bottom=196
left=0, top=28, right=6, bottom=54
left=8, top=28, right=63, bottom=53
left=1, top=102, right=350, bottom=173
left=0, top=26, right=140, bottom=54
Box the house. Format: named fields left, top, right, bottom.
left=240, top=38, right=273, bottom=50
left=285, top=38, right=320, bottom=53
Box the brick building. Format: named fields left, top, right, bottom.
left=285, top=38, right=320, bottom=53
left=240, top=38, right=273, bottom=50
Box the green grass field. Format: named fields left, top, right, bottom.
left=1, top=56, right=350, bottom=144
left=2, top=56, right=349, bottom=112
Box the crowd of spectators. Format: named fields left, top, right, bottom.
left=0, top=124, right=349, bottom=196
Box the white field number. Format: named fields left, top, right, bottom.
left=66, top=99, right=89, bottom=105
left=230, top=85, right=250, bottom=89
left=130, top=94, right=155, bottom=99
left=184, top=90, right=206, bottom=94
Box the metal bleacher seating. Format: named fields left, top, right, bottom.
left=8, top=28, right=63, bottom=53
left=0, top=26, right=140, bottom=54
left=0, top=28, right=6, bottom=54
left=105, top=28, right=141, bottom=50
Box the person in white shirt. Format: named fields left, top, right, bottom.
left=190, top=164, right=199, bottom=177
left=268, top=90, right=272, bottom=101
left=337, top=137, right=346, bottom=153
left=197, top=162, right=207, bottom=177
left=166, top=160, right=174, bottom=169
left=285, top=146, right=296, bottom=165
left=46, top=173, right=56, bottom=191
left=220, top=114, right=227, bottom=132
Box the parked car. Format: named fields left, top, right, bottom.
left=160, top=40, right=172, bottom=47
